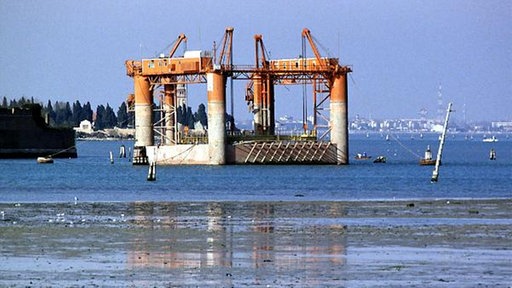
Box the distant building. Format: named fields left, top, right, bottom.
left=430, top=124, right=444, bottom=133
left=491, top=121, right=512, bottom=132
left=74, top=119, right=93, bottom=134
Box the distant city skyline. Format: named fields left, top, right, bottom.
left=1, top=0, right=510, bottom=122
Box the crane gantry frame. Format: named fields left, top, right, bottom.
left=125, top=27, right=351, bottom=165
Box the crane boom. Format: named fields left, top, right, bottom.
left=302, top=28, right=323, bottom=63
left=168, top=33, right=187, bottom=58
left=217, top=27, right=234, bottom=67
left=254, top=34, right=268, bottom=69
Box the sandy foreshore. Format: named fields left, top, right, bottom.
left=1, top=199, right=511, bottom=287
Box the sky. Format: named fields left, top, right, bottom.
left=1, top=0, right=511, bottom=122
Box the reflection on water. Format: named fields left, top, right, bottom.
left=1, top=200, right=509, bottom=286
left=127, top=202, right=347, bottom=284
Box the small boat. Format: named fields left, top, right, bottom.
left=420, top=158, right=436, bottom=165
left=37, top=156, right=54, bottom=164
left=373, top=156, right=386, bottom=163
left=483, top=136, right=498, bottom=143
left=355, top=152, right=372, bottom=160
left=419, top=145, right=436, bottom=166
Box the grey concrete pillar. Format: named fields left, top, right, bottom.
left=207, top=72, right=226, bottom=165
left=330, top=74, right=348, bottom=164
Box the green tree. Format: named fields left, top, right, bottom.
left=71, top=100, right=83, bottom=126
left=194, top=103, right=208, bottom=127
left=43, top=100, right=56, bottom=126
left=54, top=101, right=72, bottom=127
left=186, top=106, right=195, bottom=129
left=95, top=103, right=117, bottom=129
left=104, top=103, right=117, bottom=128
left=177, top=104, right=185, bottom=125
left=82, top=102, right=93, bottom=122
left=95, top=105, right=106, bottom=130
left=9, top=99, right=18, bottom=108
left=18, top=96, right=28, bottom=106
left=117, top=102, right=129, bottom=128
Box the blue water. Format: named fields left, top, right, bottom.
left=1, top=134, right=511, bottom=203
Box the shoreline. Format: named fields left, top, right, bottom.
left=1, top=196, right=511, bottom=204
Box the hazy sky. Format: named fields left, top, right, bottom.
left=1, top=0, right=510, bottom=122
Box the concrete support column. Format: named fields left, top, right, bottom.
left=330, top=74, right=348, bottom=164
left=252, top=75, right=263, bottom=135
left=207, top=72, right=226, bottom=165
left=163, top=84, right=175, bottom=145
left=134, top=75, right=153, bottom=147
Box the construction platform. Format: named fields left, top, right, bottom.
left=126, top=27, right=351, bottom=165
left=146, top=139, right=338, bottom=165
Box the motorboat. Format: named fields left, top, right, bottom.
left=355, top=152, right=371, bottom=160
left=373, top=156, right=386, bottom=163
left=37, top=156, right=54, bottom=164
left=483, top=136, right=498, bottom=143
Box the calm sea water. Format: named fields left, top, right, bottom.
left=1, top=133, right=511, bottom=203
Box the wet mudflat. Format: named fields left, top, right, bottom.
left=1, top=199, right=511, bottom=287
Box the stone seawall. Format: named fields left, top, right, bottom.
left=0, top=105, right=77, bottom=158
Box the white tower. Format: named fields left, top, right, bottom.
left=176, top=84, right=187, bottom=107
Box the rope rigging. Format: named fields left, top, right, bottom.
left=387, top=133, right=422, bottom=159
left=49, top=146, right=77, bottom=158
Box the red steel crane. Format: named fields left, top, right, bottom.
left=168, top=33, right=187, bottom=58
left=302, top=28, right=324, bottom=65
left=216, top=27, right=234, bottom=69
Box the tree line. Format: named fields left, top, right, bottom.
left=1, top=96, right=212, bottom=131
left=1, top=96, right=130, bottom=129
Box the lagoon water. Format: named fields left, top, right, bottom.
left=1, top=133, right=511, bottom=203
left=1, top=134, right=511, bottom=287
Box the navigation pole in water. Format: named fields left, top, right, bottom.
left=431, top=102, right=453, bottom=182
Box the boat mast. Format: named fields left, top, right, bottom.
left=431, top=102, right=453, bottom=182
